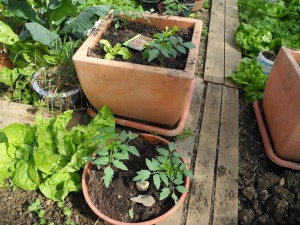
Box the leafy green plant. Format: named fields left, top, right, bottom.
left=229, top=57, right=268, bottom=103
left=0, top=105, right=115, bottom=201
left=99, top=39, right=132, bottom=60
left=236, top=0, right=300, bottom=57
left=143, top=26, right=195, bottom=66
left=1, top=0, right=111, bottom=48
left=28, top=198, right=48, bottom=225
left=83, top=128, right=139, bottom=188
left=161, top=0, right=189, bottom=16
left=133, top=142, right=193, bottom=204
left=201, top=23, right=208, bottom=38
left=57, top=202, right=75, bottom=225
left=176, top=127, right=193, bottom=141
left=202, top=0, right=209, bottom=9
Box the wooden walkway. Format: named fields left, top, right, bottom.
left=0, top=0, right=241, bottom=224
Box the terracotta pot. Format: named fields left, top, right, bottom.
left=263, top=47, right=300, bottom=162
left=253, top=101, right=300, bottom=170
left=0, top=54, right=13, bottom=70
left=73, top=14, right=202, bottom=126
left=82, top=133, right=191, bottom=225
left=192, top=0, right=205, bottom=12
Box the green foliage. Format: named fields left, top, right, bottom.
left=57, top=201, right=75, bottom=225
left=161, top=0, right=189, bottom=16
left=28, top=198, right=47, bottom=225
left=230, top=57, right=268, bottom=103
left=202, top=0, right=209, bottom=9
left=0, top=106, right=115, bottom=201
left=143, top=26, right=195, bottom=66
left=83, top=128, right=139, bottom=188
left=201, top=24, right=208, bottom=38
left=176, top=127, right=193, bottom=141
left=236, top=0, right=300, bottom=56
left=235, top=23, right=275, bottom=58
left=0, top=20, right=19, bottom=46
left=2, top=0, right=111, bottom=47
left=133, top=142, right=193, bottom=204
left=99, top=39, right=132, bottom=60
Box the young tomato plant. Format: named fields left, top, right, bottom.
left=83, top=127, right=139, bottom=188
left=143, top=26, right=195, bottom=66
left=133, top=142, right=193, bottom=204
left=162, top=0, right=189, bottom=16
left=99, top=39, right=132, bottom=60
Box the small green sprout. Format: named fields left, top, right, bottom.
left=99, top=39, right=132, bottom=60
left=28, top=198, right=47, bottom=225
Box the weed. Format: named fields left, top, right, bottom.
left=176, top=127, right=193, bottom=141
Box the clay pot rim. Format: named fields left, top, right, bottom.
left=73, top=13, right=203, bottom=78
left=82, top=133, right=191, bottom=225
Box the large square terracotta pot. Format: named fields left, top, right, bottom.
left=73, top=14, right=202, bottom=126
left=263, top=47, right=300, bottom=162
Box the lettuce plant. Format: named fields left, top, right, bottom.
left=133, top=142, right=193, bottom=204
left=83, top=128, right=140, bottom=188
left=99, top=39, right=132, bottom=60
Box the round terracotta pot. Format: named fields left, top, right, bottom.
left=0, top=54, right=13, bottom=70
left=82, top=133, right=191, bottom=225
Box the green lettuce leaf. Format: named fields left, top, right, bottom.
left=0, top=142, right=15, bottom=186
left=12, top=157, right=41, bottom=190
left=39, top=172, right=81, bottom=202
left=1, top=123, right=34, bottom=159
left=0, top=21, right=19, bottom=45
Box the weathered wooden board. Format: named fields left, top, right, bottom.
left=185, top=83, right=223, bottom=225
left=158, top=77, right=204, bottom=225
left=213, top=86, right=239, bottom=225
left=224, top=0, right=242, bottom=87
left=204, top=0, right=225, bottom=84
left=0, top=100, right=84, bottom=129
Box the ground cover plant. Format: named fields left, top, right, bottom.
left=230, top=0, right=300, bottom=103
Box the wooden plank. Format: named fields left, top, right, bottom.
left=0, top=100, right=84, bottom=129
left=158, top=77, right=205, bottom=225
left=213, top=86, right=239, bottom=225
left=0, top=100, right=39, bottom=124
left=185, top=83, right=223, bottom=225
left=204, top=0, right=225, bottom=84
left=224, top=0, right=242, bottom=87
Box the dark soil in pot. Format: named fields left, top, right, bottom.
left=262, top=51, right=276, bottom=61
left=87, top=21, right=193, bottom=70
left=86, top=136, right=175, bottom=223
